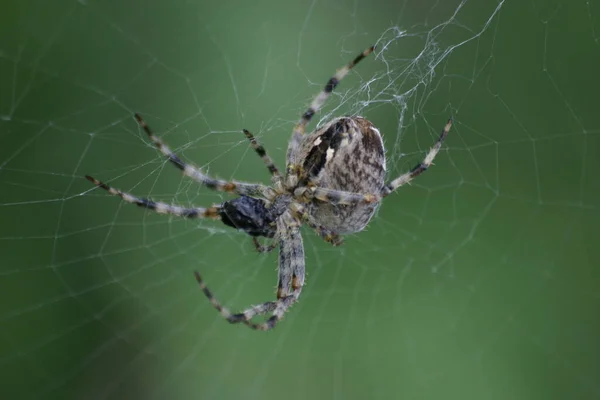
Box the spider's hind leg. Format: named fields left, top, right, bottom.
left=382, top=118, right=453, bottom=196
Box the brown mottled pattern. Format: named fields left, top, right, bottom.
left=85, top=44, right=451, bottom=331
left=286, top=46, right=375, bottom=188
left=296, top=117, right=386, bottom=234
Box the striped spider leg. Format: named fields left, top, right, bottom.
left=134, top=114, right=273, bottom=199
left=285, top=46, right=375, bottom=188
left=195, top=210, right=304, bottom=331
left=85, top=175, right=222, bottom=219
left=297, top=118, right=454, bottom=207
left=86, top=44, right=452, bottom=332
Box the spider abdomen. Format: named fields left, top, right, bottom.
left=85, top=44, right=451, bottom=331
left=300, top=116, right=386, bottom=234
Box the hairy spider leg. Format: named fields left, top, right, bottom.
left=303, top=220, right=344, bottom=246
left=195, top=273, right=294, bottom=330
left=256, top=228, right=306, bottom=331
left=134, top=113, right=272, bottom=199
left=290, top=202, right=344, bottom=246
left=252, top=237, right=278, bottom=253
left=86, top=176, right=221, bottom=219
left=291, top=46, right=375, bottom=140
left=286, top=46, right=375, bottom=186
left=382, top=118, right=453, bottom=195
left=195, top=212, right=305, bottom=331
left=290, top=118, right=453, bottom=205
left=194, top=275, right=298, bottom=331
left=242, top=129, right=282, bottom=181
left=194, top=272, right=277, bottom=321
left=295, top=186, right=380, bottom=206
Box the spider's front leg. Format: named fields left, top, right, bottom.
left=195, top=212, right=305, bottom=331
left=242, top=128, right=282, bottom=183
left=194, top=274, right=279, bottom=323
left=85, top=175, right=222, bottom=219
left=134, top=114, right=273, bottom=199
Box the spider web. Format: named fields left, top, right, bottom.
left=1, top=0, right=599, bottom=399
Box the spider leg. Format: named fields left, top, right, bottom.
left=134, top=114, right=272, bottom=198
left=305, top=222, right=344, bottom=246
left=291, top=118, right=453, bottom=204
left=381, top=118, right=453, bottom=196
left=194, top=274, right=296, bottom=331
left=86, top=175, right=221, bottom=219
left=291, top=46, right=374, bottom=139
left=251, top=229, right=306, bottom=330
left=290, top=202, right=344, bottom=246
left=286, top=46, right=375, bottom=186
left=195, top=212, right=305, bottom=331
left=242, top=129, right=282, bottom=182
left=252, top=237, right=278, bottom=253
left=194, top=273, right=279, bottom=323
left=245, top=224, right=305, bottom=331
left=246, top=293, right=298, bottom=331
left=295, top=186, right=380, bottom=206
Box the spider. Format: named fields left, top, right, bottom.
left=86, top=46, right=452, bottom=331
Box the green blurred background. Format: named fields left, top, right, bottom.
left=1, top=0, right=599, bottom=399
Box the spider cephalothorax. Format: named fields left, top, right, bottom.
left=86, top=46, right=452, bottom=330
left=219, top=196, right=278, bottom=238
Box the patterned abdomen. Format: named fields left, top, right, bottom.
left=300, top=117, right=386, bottom=233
